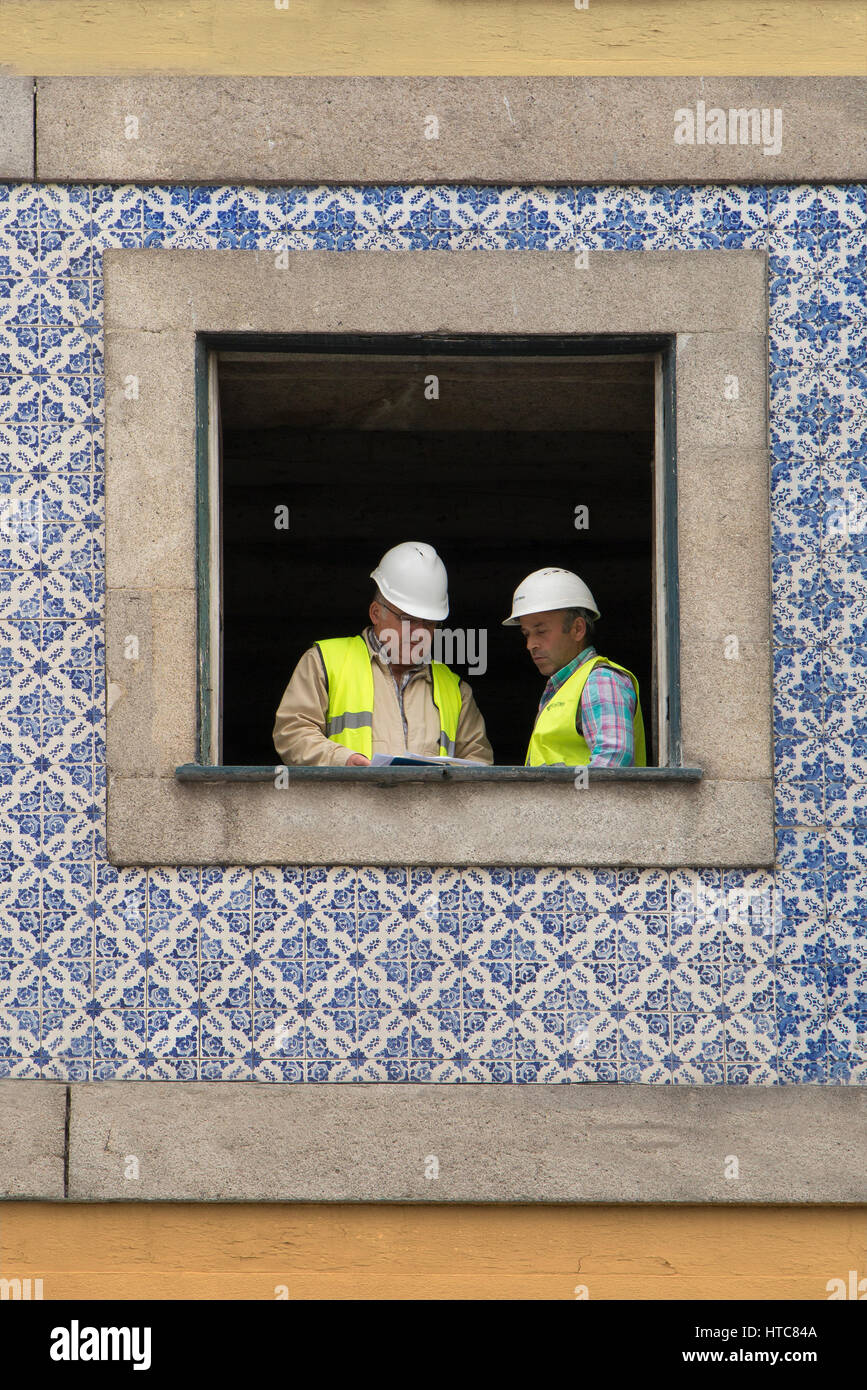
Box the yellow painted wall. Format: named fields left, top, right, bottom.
left=2, top=1204, right=865, bottom=1299
left=0, top=0, right=864, bottom=76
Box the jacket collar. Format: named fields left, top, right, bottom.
left=364, top=625, right=432, bottom=683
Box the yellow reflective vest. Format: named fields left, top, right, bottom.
left=525, top=654, right=646, bottom=766
left=316, top=635, right=463, bottom=758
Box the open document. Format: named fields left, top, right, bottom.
left=369, top=751, right=487, bottom=767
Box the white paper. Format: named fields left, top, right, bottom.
left=368, top=751, right=484, bottom=767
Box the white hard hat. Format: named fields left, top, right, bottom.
left=502, top=567, right=601, bottom=625
left=370, top=541, right=449, bottom=621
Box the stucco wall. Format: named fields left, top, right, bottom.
left=0, top=0, right=864, bottom=76
left=3, top=1201, right=865, bottom=1300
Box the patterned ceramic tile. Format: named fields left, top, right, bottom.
left=571, top=186, right=671, bottom=250
left=0, top=180, right=865, bottom=1079
left=774, top=777, right=825, bottom=827
left=0, top=323, right=39, bottom=375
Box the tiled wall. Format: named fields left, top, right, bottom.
left=0, top=183, right=865, bottom=1082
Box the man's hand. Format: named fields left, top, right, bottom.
left=346, top=753, right=371, bottom=766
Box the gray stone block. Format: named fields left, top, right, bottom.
left=680, top=640, right=773, bottom=779
left=0, top=1081, right=66, bottom=1198
left=35, top=77, right=867, bottom=184
left=104, top=330, right=198, bottom=591
left=106, top=589, right=197, bottom=777
left=105, top=773, right=774, bottom=866
left=0, top=76, right=33, bottom=178
left=676, top=332, right=768, bottom=460
left=67, top=1082, right=867, bottom=1203
left=102, top=247, right=765, bottom=337
left=677, top=446, right=772, bottom=644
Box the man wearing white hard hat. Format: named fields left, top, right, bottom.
left=274, top=542, right=493, bottom=766
left=503, top=567, right=646, bottom=767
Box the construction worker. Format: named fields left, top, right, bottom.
left=274, top=541, right=493, bottom=766
left=503, top=567, right=646, bottom=767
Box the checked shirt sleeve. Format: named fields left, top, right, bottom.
left=579, top=665, right=637, bottom=767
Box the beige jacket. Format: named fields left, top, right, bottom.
left=273, top=626, right=494, bottom=766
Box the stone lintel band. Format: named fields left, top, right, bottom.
left=17, top=76, right=867, bottom=185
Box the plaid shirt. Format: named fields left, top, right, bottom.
left=537, top=645, right=636, bottom=767
left=367, top=624, right=427, bottom=744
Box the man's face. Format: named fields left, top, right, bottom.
left=370, top=597, right=437, bottom=666
left=519, top=609, right=586, bottom=679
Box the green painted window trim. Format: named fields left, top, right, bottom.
left=195, top=337, right=213, bottom=765
left=661, top=335, right=682, bottom=766
left=193, top=331, right=683, bottom=770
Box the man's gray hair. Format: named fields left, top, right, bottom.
left=562, top=606, right=596, bottom=643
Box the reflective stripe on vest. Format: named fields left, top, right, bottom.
left=316, top=635, right=462, bottom=759
left=525, top=655, right=647, bottom=767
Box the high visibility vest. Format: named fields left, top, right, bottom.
left=525, top=655, right=646, bottom=767
left=316, top=635, right=463, bottom=758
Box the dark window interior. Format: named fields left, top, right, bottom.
left=218, top=339, right=656, bottom=767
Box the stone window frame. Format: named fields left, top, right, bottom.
left=104, top=247, right=773, bottom=867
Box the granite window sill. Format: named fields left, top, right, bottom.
left=175, top=763, right=703, bottom=784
